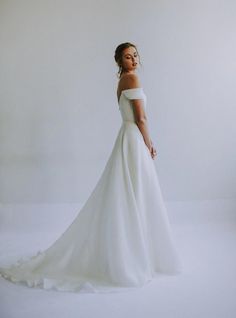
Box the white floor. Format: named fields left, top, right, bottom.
left=0, top=201, right=236, bottom=318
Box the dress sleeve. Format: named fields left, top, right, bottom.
left=123, top=88, right=144, bottom=100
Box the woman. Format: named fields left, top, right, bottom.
left=0, top=42, right=182, bottom=293
left=115, top=43, right=157, bottom=160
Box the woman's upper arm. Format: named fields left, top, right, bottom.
left=131, top=99, right=146, bottom=122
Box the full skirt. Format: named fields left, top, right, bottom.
left=0, top=121, right=182, bottom=293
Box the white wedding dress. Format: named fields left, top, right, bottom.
left=0, top=87, right=182, bottom=293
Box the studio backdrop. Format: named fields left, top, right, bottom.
left=0, top=0, right=235, bottom=204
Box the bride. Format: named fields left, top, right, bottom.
left=0, top=42, right=182, bottom=293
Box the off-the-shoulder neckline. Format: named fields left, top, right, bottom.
left=118, top=87, right=143, bottom=103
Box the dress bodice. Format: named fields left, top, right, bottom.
left=118, top=88, right=147, bottom=123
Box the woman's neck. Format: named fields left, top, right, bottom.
left=120, top=70, right=136, bottom=78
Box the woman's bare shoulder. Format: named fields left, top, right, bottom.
left=119, top=73, right=141, bottom=90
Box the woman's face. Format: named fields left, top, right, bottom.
left=120, top=46, right=139, bottom=73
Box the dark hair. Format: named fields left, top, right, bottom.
left=114, top=42, right=140, bottom=78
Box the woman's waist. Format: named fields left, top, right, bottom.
left=121, top=120, right=140, bottom=132
left=122, top=119, right=136, bottom=124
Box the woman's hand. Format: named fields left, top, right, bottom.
left=150, top=145, right=157, bottom=159
left=149, top=139, right=157, bottom=160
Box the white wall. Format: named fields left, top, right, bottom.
left=0, top=0, right=235, bottom=203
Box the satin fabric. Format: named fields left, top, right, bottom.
left=0, top=88, right=182, bottom=293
